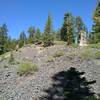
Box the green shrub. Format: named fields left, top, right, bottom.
left=71, top=43, right=79, bottom=48
left=54, top=41, right=66, bottom=45
left=9, top=51, right=15, bottom=64
left=80, top=49, right=94, bottom=60
left=0, top=55, right=5, bottom=62
left=95, top=51, right=100, bottom=59
left=47, top=56, right=54, bottom=62
left=54, top=51, right=65, bottom=58
left=66, top=51, right=76, bottom=58
left=17, top=62, right=38, bottom=76
left=89, top=96, right=100, bottom=100
left=4, top=65, right=9, bottom=68
left=43, top=41, right=54, bottom=47
left=88, top=43, right=100, bottom=49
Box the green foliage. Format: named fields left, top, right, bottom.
left=43, top=15, right=54, bottom=46
left=71, top=43, right=79, bottom=48
left=53, top=29, right=61, bottom=41
left=60, top=13, right=74, bottom=43
left=0, top=24, right=9, bottom=54
left=76, top=16, right=86, bottom=32
left=4, top=64, right=9, bottom=68
left=66, top=14, right=74, bottom=45
left=80, top=48, right=95, bottom=60
left=10, top=39, right=18, bottom=50
left=28, top=26, right=35, bottom=43
left=75, top=16, right=86, bottom=44
left=17, top=62, right=38, bottom=76
left=47, top=56, right=54, bottom=62
left=9, top=51, right=15, bottom=64
left=54, top=41, right=66, bottom=45
left=87, top=43, right=100, bottom=49
left=89, top=96, right=100, bottom=100
left=95, top=51, right=100, bottom=59
left=18, top=40, right=24, bottom=48
left=54, top=51, right=65, bottom=57
left=34, top=28, right=42, bottom=43
left=19, top=31, right=27, bottom=41
left=91, top=1, right=100, bottom=43
left=19, top=31, right=27, bottom=48
left=60, top=13, right=87, bottom=45
left=66, top=51, right=77, bottom=58
left=44, top=15, right=53, bottom=35
left=61, top=13, right=72, bottom=41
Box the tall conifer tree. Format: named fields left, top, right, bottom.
left=92, top=0, right=100, bottom=43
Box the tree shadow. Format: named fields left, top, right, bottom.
left=40, top=67, right=99, bottom=100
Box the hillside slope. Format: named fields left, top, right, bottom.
left=0, top=44, right=100, bottom=100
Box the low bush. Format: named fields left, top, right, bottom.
left=66, top=51, right=76, bottom=58
left=54, top=41, right=66, bottom=45
left=95, top=51, right=100, bottom=59
left=17, top=62, right=38, bottom=76
left=9, top=51, right=15, bottom=64
left=54, top=51, right=65, bottom=58
left=47, top=56, right=54, bottom=62
left=89, top=96, right=100, bottom=100
left=80, top=48, right=94, bottom=60
left=87, top=43, right=100, bottom=49
left=43, top=41, right=54, bottom=47
left=71, top=43, right=79, bottom=48
left=4, top=65, right=9, bottom=68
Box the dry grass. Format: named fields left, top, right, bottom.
left=17, top=62, right=38, bottom=76
left=47, top=56, right=54, bottom=62
left=54, top=51, right=65, bottom=58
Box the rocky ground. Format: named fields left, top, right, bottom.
left=0, top=44, right=100, bottom=100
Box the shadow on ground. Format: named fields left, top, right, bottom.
left=40, top=67, right=100, bottom=100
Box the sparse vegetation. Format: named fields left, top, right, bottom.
left=95, top=51, right=100, bottom=59
left=54, top=41, right=66, bottom=45
left=8, top=51, right=15, bottom=64
left=47, top=56, right=54, bottom=62
left=66, top=51, right=77, bottom=58
left=54, top=51, right=65, bottom=58
left=87, top=43, right=100, bottom=49
left=17, top=62, right=38, bottom=76
left=71, top=43, right=79, bottom=48
left=90, top=1, right=100, bottom=43
left=79, top=48, right=95, bottom=60
left=4, top=64, right=9, bottom=68
left=0, top=1, right=100, bottom=100
left=43, top=15, right=54, bottom=47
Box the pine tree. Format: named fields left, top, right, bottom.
left=0, top=24, right=8, bottom=54
left=5, top=36, right=12, bottom=51
left=19, top=31, right=27, bottom=47
left=53, top=29, right=61, bottom=41
left=75, top=16, right=86, bottom=44
left=34, top=28, right=41, bottom=43
left=28, top=26, right=35, bottom=43
left=66, top=13, right=74, bottom=45
left=19, top=31, right=26, bottom=41
left=60, top=13, right=74, bottom=45
left=60, top=13, right=68, bottom=41
left=10, top=39, right=18, bottom=50
left=43, top=15, right=54, bottom=46
left=92, top=0, right=100, bottom=43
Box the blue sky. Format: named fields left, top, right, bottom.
left=0, top=0, right=98, bottom=39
